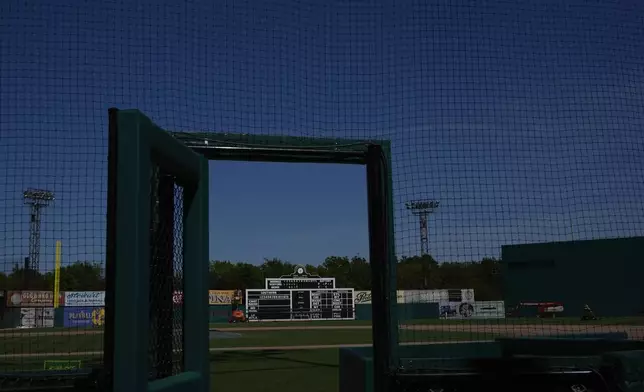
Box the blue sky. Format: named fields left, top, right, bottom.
left=1, top=0, right=643, bottom=273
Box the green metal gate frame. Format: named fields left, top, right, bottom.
left=106, top=109, right=397, bottom=392
left=172, top=131, right=399, bottom=392
left=107, top=109, right=209, bottom=392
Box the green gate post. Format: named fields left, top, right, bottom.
left=109, top=109, right=209, bottom=392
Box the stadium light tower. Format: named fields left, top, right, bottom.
left=23, top=188, right=54, bottom=272
left=405, top=200, right=439, bottom=256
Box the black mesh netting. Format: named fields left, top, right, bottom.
left=148, top=169, right=184, bottom=380
left=1, top=0, right=644, bottom=386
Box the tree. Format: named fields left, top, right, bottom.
left=398, top=254, right=439, bottom=289
left=0, top=255, right=503, bottom=299
left=58, top=261, right=104, bottom=291
left=4, top=265, right=51, bottom=290
left=209, top=260, right=238, bottom=289
left=318, top=256, right=351, bottom=287
left=0, top=261, right=105, bottom=291
left=348, top=256, right=371, bottom=290
left=259, top=258, right=294, bottom=279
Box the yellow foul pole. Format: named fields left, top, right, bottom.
left=54, top=241, right=62, bottom=308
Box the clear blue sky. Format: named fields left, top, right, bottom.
left=1, top=0, right=643, bottom=273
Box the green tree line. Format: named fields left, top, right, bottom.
left=0, top=255, right=503, bottom=300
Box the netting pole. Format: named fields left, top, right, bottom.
left=104, top=108, right=119, bottom=391
left=383, top=142, right=399, bottom=368
left=367, top=143, right=397, bottom=392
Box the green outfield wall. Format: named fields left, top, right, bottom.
left=501, top=236, right=644, bottom=317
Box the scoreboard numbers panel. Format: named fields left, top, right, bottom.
left=245, top=289, right=354, bottom=322
left=265, top=278, right=336, bottom=290
left=245, top=290, right=292, bottom=321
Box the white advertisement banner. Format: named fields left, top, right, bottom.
left=64, top=291, right=105, bottom=307
left=471, top=301, right=505, bottom=319
left=354, top=291, right=372, bottom=304
left=19, top=308, right=36, bottom=328
left=439, top=300, right=505, bottom=319
left=353, top=289, right=477, bottom=305
left=38, top=308, right=55, bottom=327
left=396, top=290, right=405, bottom=303
left=354, top=290, right=406, bottom=304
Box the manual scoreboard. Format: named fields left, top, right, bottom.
left=247, top=264, right=355, bottom=321
left=245, top=288, right=355, bottom=321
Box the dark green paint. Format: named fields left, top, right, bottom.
left=355, top=303, right=438, bottom=321
left=340, top=337, right=644, bottom=392
left=115, top=111, right=396, bottom=391
left=173, top=130, right=399, bottom=384
left=502, top=237, right=644, bottom=317
left=171, top=131, right=378, bottom=164
left=113, top=110, right=209, bottom=392
left=113, top=109, right=152, bottom=392
left=382, top=141, right=398, bottom=371
left=340, top=348, right=373, bottom=392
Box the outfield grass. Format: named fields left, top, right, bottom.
left=0, top=317, right=640, bottom=392
left=0, top=328, right=489, bottom=392
left=0, top=317, right=642, bottom=392
left=0, top=350, right=340, bottom=392
left=0, top=329, right=492, bottom=355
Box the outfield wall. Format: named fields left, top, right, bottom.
left=502, top=236, right=644, bottom=317
left=0, top=289, right=502, bottom=328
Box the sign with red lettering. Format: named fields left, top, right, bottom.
left=6, top=291, right=61, bottom=307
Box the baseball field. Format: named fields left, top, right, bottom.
left=0, top=318, right=642, bottom=392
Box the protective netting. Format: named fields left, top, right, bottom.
left=1, top=0, right=644, bottom=386
left=147, top=169, right=185, bottom=380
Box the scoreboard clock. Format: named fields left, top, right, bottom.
left=245, top=288, right=355, bottom=322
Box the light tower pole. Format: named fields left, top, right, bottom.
left=405, top=200, right=439, bottom=256
left=23, top=188, right=54, bottom=273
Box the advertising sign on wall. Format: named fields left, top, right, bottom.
left=19, top=308, right=36, bottom=328
left=63, top=307, right=105, bottom=328
left=438, top=300, right=475, bottom=319
left=352, top=290, right=405, bottom=304
left=208, top=290, right=235, bottom=305
left=39, top=308, right=55, bottom=327
left=398, top=290, right=407, bottom=303
left=18, top=307, right=54, bottom=328
left=64, top=291, right=105, bottom=307
left=354, top=291, right=372, bottom=304
left=438, top=300, right=504, bottom=319
left=353, top=290, right=477, bottom=305
left=44, top=360, right=82, bottom=371
left=7, top=291, right=57, bottom=307
left=471, top=301, right=505, bottom=319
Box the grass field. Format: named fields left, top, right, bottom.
left=0, top=328, right=493, bottom=356
left=0, top=317, right=642, bottom=392
left=1, top=316, right=642, bottom=335
left=0, top=326, right=491, bottom=392
left=0, top=350, right=341, bottom=392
